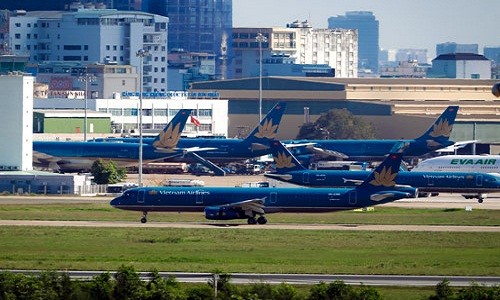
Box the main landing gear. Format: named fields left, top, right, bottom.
left=140, top=212, right=148, bottom=223
left=247, top=215, right=267, bottom=225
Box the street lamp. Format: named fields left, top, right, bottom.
left=136, top=48, right=149, bottom=187
left=256, top=32, right=267, bottom=121
left=78, top=71, right=97, bottom=142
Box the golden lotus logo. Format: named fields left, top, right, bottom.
left=370, top=166, right=397, bottom=187
left=429, top=119, right=452, bottom=138
left=274, top=151, right=296, bottom=169
left=153, top=123, right=181, bottom=149
left=148, top=190, right=158, bottom=195
left=254, top=118, right=278, bottom=139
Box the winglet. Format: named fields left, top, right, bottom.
left=243, top=102, right=287, bottom=143
left=358, top=153, right=403, bottom=189
left=269, top=140, right=307, bottom=173
left=415, top=106, right=458, bottom=147
left=152, top=109, right=191, bottom=149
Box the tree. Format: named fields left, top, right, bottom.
left=297, top=108, right=376, bottom=140
left=113, top=265, right=145, bottom=300
left=91, top=159, right=126, bottom=184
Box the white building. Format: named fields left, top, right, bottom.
left=7, top=9, right=168, bottom=92
left=34, top=92, right=228, bottom=137
left=232, top=22, right=358, bottom=78
left=0, top=75, right=33, bottom=171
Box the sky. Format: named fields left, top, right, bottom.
left=232, top=0, right=499, bottom=58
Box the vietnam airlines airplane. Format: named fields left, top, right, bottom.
left=285, top=105, right=459, bottom=162
left=110, top=151, right=416, bottom=224
left=33, top=109, right=192, bottom=172
left=33, top=102, right=286, bottom=173
left=412, top=155, right=500, bottom=174
left=94, top=101, right=287, bottom=163
left=264, top=141, right=500, bottom=203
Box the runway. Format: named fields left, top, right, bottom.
left=0, top=219, right=498, bottom=232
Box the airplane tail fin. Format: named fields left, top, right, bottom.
left=358, top=152, right=403, bottom=190
left=152, top=109, right=191, bottom=149
left=243, top=102, right=287, bottom=145
left=415, top=105, right=459, bottom=148
left=269, top=140, right=307, bottom=173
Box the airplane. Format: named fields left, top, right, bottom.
left=33, top=102, right=286, bottom=173
left=412, top=155, right=500, bottom=174
left=32, top=109, right=193, bottom=172
left=264, top=140, right=500, bottom=203
left=110, top=151, right=417, bottom=224
left=92, top=101, right=287, bottom=163
left=285, top=105, right=459, bottom=162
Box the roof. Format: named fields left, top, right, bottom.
left=433, top=53, right=489, bottom=61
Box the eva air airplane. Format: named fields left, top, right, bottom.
left=264, top=141, right=500, bottom=203
left=110, top=151, right=416, bottom=224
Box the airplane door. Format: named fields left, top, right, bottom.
left=349, top=190, right=357, bottom=205
left=476, top=175, right=483, bottom=186
left=138, top=190, right=145, bottom=204
left=303, top=173, right=310, bottom=184
left=270, top=192, right=277, bottom=204
left=196, top=190, right=204, bottom=204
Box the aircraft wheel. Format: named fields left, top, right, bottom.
left=140, top=217, right=147, bottom=223
left=257, top=216, right=267, bottom=225
left=247, top=217, right=257, bottom=225
left=478, top=198, right=484, bottom=203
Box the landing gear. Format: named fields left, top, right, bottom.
left=140, top=212, right=148, bottom=223
left=247, top=215, right=267, bottom=225
left=257, top=216, right=268, bottom=224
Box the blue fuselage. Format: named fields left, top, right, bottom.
left=110, top=186, right=414, bottom=214
left=286, top=139, right=454, bottom=161
left=265, top=170, right=500, bottom=194
left=33, top=138, right=271, bottom=171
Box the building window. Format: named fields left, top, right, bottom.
left=154, top=109, right=167, bottom=116
left=198, top=109, right=212, bottom=117
left=15, top=33, right=20, bottom=39
left=123, top=108, right=137, bottom=116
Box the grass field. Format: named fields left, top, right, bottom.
left=0, top=201, right=498, bottom=299
left=0, top=201, right=499, bottom=277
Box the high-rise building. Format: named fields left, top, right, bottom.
left=436, top=42, right=478, bottom=56
left=328, top=11, right=379, bottom=74
left=7, top=9, right=168, bottom=92
left=232, top=22, right=357, bottom=78
left=142, top=0, right=232, bottom=79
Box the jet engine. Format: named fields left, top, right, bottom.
left=493, top=82, right=500, bottom=98
left=204, top=206, right=247, bottom=220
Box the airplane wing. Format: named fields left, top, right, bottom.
left=308, top=146, right=349, bottom=159
left=284, top=142, right=349, bottom=159
left=218, top=197, right=266, bottom=215
left=435, top=140, right=479, bottom=153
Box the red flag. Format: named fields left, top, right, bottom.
left=190, top=115, right=201, bottom=127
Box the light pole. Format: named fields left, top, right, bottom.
left=136, top=48, right=149, bottom=187
left=256, top=32, right=267, bottom=121
left=78, top=71, right=96, bottom=141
